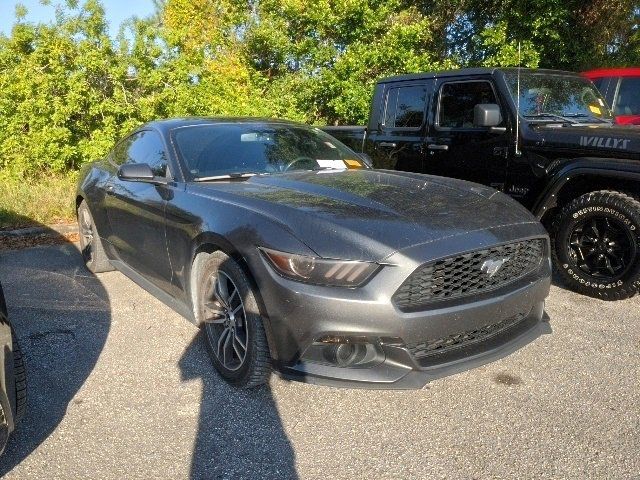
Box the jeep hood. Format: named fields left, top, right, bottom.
left=529, top=123, right=640, bottom=158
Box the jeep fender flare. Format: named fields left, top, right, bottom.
left=531, top=157, right=640, bottom=219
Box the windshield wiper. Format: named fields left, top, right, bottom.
left=523, top=113, right=579, bottom=124
left=561, top=113, right=612, bottom=124
left=311, top=166, right=346, bottom=171
left=524, top=112, right=613, bottom=125
left=194, top=172, right=258, bottom=182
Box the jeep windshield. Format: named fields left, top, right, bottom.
left=503, top=72, right=614, bottom=124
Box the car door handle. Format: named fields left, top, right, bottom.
left=379, top=142, right=397, bottom=148
left=427, top=144, right=449, bottom=151
left=105, top=184, right=115, bottom=194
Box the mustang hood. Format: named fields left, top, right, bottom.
left=190, top=170, right=541, bottom=261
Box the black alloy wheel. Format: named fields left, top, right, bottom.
left=202, top=271, right=248, bottom=372
left=552, top=190, right=640, bottom=300
left=195, top=251, right=271, bottom=388
left=568, top=216, right=634, bottom=279
left=78, top=204, right=95, bottom=265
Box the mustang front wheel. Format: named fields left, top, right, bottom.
left=195, top=251, right=271, bottom=388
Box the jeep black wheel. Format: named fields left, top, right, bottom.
left=194, top=251, right=271, bottom=388
left=552, top=190, right=640, bottom=300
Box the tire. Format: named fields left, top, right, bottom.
left=194, top=251, right=271, bottom=388
left=77, top=200, right=114, bottom=274
left=11, top=327, right=26, bottom=424
left=0, top=402, right=7, bottom=456
left=552, top=190, right=640, bottom=300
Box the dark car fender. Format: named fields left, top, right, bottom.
left=76, top=161, right=115, bottom=241
left=531, top=157, right=640, bottom=219
left=167, top=192, right=317, bottom=303
left=165, top=192, right=320, bottom=361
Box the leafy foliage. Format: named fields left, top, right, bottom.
left=0, top=0, right=638, bottom=180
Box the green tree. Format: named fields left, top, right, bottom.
left=434, top=0, right=640, bottom=70
left=244, top=0, right=458, bottom=123
left=1, top=0, right=639, bottom=181
left=0, top=0, right=126, bottom=176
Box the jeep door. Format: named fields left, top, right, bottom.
left=425, top=78, right=509, bottom=188
left=368, top=80, right=433, bottom=172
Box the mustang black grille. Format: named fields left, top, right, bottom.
left=407, top=313, right=526, bottom=359
left=393, top=239, right=545, bottom=311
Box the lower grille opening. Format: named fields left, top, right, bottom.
left=407, top=313, right=531, bottom=364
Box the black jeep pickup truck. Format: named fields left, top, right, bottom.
left=323, top=68, right=640, bottom=300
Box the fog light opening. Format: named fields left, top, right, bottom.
left=301, top=337, right=385, bottom=368
left=323, top=342, right=370, bottom=367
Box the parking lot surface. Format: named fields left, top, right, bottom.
left=0, top=243, right=638, bottom=479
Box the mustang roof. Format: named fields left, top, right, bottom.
left=145, top=117, right=305, bottom=134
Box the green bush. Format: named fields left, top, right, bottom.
left=0, top=0, right=638, bottom=227
left=0, top=172, right=77, bottom=229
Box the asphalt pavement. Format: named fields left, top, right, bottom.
left=0, top=243, right=638, bottom=479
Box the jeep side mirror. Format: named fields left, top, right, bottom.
left=474, top=104, right=502, bottom=128
left=118, top=163, right=156, bottom=182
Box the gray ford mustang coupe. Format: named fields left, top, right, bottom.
left=77, top=118, right=551, bottom=389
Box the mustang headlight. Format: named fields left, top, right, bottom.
left=260, top=247, right=380, bottom=287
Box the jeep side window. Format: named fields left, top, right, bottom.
left=614, top=77, right=640, bottom=115
left=438, top=81, right=498, bottom=129
left=383, top=85, right=427, bottom=129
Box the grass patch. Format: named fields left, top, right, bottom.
left=0, top=173, right=78, bottom=229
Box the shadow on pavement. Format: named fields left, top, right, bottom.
left=0, top=209, right=299, bottom=478
left=0, top=210, right=78, bottom=252
left=178, top=253, right=298, bottom=478
left=0, top=239, right=110, bottom=476
left=0, top=231, right=298, bottom=478
left=179, top=321, right=298, bottom=479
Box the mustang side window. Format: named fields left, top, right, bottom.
left=439, top=81, right=498, bottom=129
left=117, top=131, right=169, bottom=178
left=383, top=85, right=427, bottom=129
left=111, top=135, right=135, bottom=166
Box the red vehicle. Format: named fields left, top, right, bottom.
left=583, top=68, right=640, bottom=125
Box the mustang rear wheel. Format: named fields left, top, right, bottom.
left=552, top=190, right=640, bottom=300
left=194, top=251, right=270, bottom=388
left=77, top=200, right=114, bottom=273
left=12, top=326, right=26, bottom=424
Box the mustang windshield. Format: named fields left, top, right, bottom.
left=172, top=123, right=366, bottom=180
left=503, top=72, right=614, bottom=123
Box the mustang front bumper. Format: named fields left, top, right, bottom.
left=250, top=227, right=552, bottom=389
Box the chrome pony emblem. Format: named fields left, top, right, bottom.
left=481, top=258, right=510, bottom=277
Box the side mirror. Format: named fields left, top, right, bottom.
left=473, top=103, right=502, bottom=128
left=118, top=163, right=155, bottom=182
